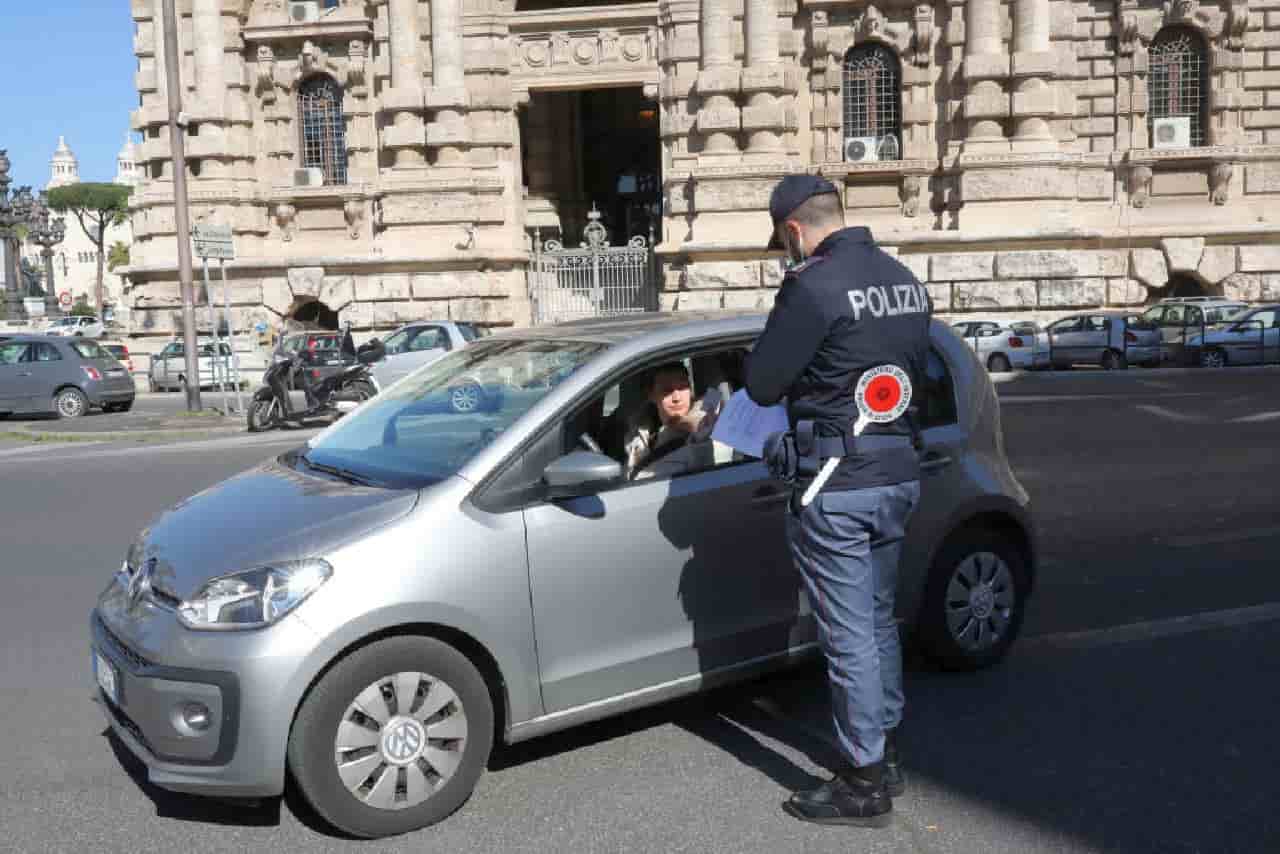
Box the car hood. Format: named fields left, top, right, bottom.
left=129, top=458, right=419, bottom=600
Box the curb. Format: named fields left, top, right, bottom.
left=991, top=364, right=1280, bottom=383
left=3, top=422, right=248, bottom=444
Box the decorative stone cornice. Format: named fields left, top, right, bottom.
left=242, top=20, right=374, bottom=44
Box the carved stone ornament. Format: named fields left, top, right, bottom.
left=810, top=10, right=830, bottom=70
left=274, top=202, right=298, bottom=242
left=901, top=175, right=922, bottom=217
left=1161, top=0, right=1216, bottom=33
left=856, top=4, right=888, bottom=41
left=1210, top=161, right=1232, bottom=205
left=853, top=4, right=912, bottom=56
left=256, top=45, right=277, bottom=103
left=1117, top=10, right=1141, bottom=56
left=912, top=4, right=934, bottom=68
left=343, top=198, right=364, bottom=240
left=347, top=41, right=368, bottom=96
left=297, top=41, right=339, bottom=82
left=1226, top=2, right=1249, bottom=50
left=1128, top=164, right=1153, bottom=208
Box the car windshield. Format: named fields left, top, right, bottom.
left=382, top=328, right=416, bottom=355
left=71, top=340, right=108, bottom=360
left=302, top=338, right=608, bottom=489
left=1208, top=306, right=1247, bottom=323
left=50, top=318, right=76, bottom=327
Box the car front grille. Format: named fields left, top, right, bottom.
left=95, top=614, right=153, bottom=671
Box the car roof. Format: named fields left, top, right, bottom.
left=485, top=311, right=766, bottom=347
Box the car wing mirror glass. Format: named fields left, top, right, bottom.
left=543, top=451, right=623, bottom=499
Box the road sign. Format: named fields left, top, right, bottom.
left=192, top=224, right=235, bottom=260
left=58, top=291, right=72, bottom=308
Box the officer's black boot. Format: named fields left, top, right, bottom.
left=784, top=761, right=893, bottom=827
left=884, top=727, right=906, bottom=797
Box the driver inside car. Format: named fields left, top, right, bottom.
left=623, top=362, right=722, bottom=480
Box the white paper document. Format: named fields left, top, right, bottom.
left=710, top=389, right=790, bottom=459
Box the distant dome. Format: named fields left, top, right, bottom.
left=48, top=136, right=80, bottom=189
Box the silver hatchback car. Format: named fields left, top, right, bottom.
left=91, top=312, right=1036, bottom=838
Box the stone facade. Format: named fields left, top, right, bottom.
left=124, top=0, right=1280, bottom=351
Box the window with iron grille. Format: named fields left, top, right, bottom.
left=298, top=75, right=348, bottom=185
left=842, top=44, right=902, bottom=161
left=1148, top=27, right=1208, bottom=148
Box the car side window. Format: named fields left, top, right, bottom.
left=1162, top=305, right=1187, bottom=326
left=1185, top=307, right=1204, bottom=325
left=918, top=348, right=958, bottom=430
left=408, top=328, right=445, bottom=351
left=0, top=343, right=31, bottom=365
left=1085, top=316, right=1108, bottom=332
left=34, top=343, right=62, bottom=362
left=1049, top=318, right=1081, bottom=334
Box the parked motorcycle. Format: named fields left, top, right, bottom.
left=247, top=330, right=385, bottom=432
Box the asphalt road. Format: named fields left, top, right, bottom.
left=2, top=369, right=1279, bottom=853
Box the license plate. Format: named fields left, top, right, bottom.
left=94, top=650, right=119, bottom=706
left=107, top=369, right=126, bottom=377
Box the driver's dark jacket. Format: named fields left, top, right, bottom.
left=745, top=227, right=932, bottom=492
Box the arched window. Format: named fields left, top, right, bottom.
left=842, top=44, right=902, bottom=162
left=1149, top=27, right=1209, bottom=148
left=298, top=75, right=348, bottom=185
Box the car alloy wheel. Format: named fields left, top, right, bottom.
left=333, top=671, right=470, bottom=811
left=54, top=388, right=88, bottom=419
left=1200, top=349, right=1227, bottom=369
left=449, top=383, right=481, bottom=413
left=944, top=552, right=1015, bottom=653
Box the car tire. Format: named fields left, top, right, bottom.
left=987, top=354, right=1012, bottom=374
left=1200, top=348, right=1227, bottom=369
left=287, top=636, right=494, bottom=839
left=1100, top=349, right=1126, bottom=370
left=147, top=376, right=158, bottom=393
left=917, top=529, right=1029, bottom=672
left=449, top=381, right=483, bottom=414
left=53, top=387, right=89, bottom=419
left=116, top=400, right=133, bottom=413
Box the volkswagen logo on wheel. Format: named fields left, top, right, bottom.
left=382, top=718, right=425, bottom=765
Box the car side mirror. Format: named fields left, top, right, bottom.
left=543, top=451, right=623, bottom=498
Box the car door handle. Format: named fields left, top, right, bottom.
left=17, top=371, right=32, bottom=377
left=920, top=452, right=953, bottom=473
left=751, top=486, right=789, bottom=509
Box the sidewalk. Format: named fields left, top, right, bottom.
left=3, top=410, right=250, bottom=443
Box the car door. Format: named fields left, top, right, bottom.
left=1158, top=304, right=1189, bottom=362
left=1229, top=309, right=1277, bottom=364
left=159, top=342, right=182, bottom=387
left=27, top=341, right=68, bottom=409
left=0, top=342, right=34, bottom=410
left=522, top=348, right=803, bottom=714
left=1079, top=315, right=1110, bottom=363
left=1047, top=317, right=1083, bottom=366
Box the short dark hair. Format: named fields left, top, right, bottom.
left=787, top=191, right=844, bottom=229
left=648, top=362, right=689, bottom=390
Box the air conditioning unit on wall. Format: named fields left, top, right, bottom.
left=294, top=167, right=325, bottom=187
left=844, top=136, right=881, bottom=163
left=289, top=1, right=321, bottom=24
left=1152, top=116, right=1191, bottom=150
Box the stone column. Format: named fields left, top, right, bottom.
left=427, top=0, right=470, bottom=167
left=695, top=0, right=740, bottom=156
left=1010, top=0, right=1058, bottom=149
left=741, top=0, right=786, bottom=153
left=382, top=0, right=428, bottom=169
left=191, top=0, right=224, bottom=114
left=152, top=0, right=169, bottom=108
left=962, top=0, right=1008, bottom=150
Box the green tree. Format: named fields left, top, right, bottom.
left=107, top=241, right=130, bottom=273
left=68, top=295, right=95, bottom=317
left=48, top=183, right=133, bottom=314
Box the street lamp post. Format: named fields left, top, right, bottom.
left=0, top=150, right=36, bottom=320
left=25, top=191, right=67, bottom=319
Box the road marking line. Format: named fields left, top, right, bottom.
left=999, top=393, right=1207, bottom=404
left=1132, top=403, right=1213, bottom=423
left=1231, top=411, right=1280, bottom=423
left=1024, top=602, right=1280, bottom=652
left=1162, top=526, right=1280, bottom=548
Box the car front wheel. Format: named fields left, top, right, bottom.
left=918, top=530, right=1029, bottom=671
left=287, top=636, right=494, bottom=839
left=1200, top=348, right=1227, bottom=369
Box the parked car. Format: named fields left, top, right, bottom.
left=0, top=334, right=135, bottom=417
left=368, top=321, right=481, bottom=390
left=92, top=312, right=1036, bottom=838
left=1138, top=298, right=1248, bottom=365
left=148, top=339, right=244, bottom=392
left=271, top=330, right=354, bottom=390
left=951, top=320, right=1050, bottom=373
left=99, top=341, right=135, bottom=376
left=1044, top=311, right=1161, bottom=369
left=1185, top=303, right=1280, bottom=368
left=45, top=315, right=105, bottom=338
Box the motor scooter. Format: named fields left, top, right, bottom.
left=247, top=329, right=385, bottom=432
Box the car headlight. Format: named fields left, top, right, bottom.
left=178, top=558, right=332, bottom=630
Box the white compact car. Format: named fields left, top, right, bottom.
left=951, top=320, right=1050, bottom=373
left=44, top=315, right=105, bottom=338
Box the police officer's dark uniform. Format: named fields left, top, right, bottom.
left=745, top=175, right=932, bottom=827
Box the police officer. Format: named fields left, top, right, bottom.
left=745, top=175, right=931, bottom=828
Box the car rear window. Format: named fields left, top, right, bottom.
left=305, top=334, right=340, bottom=350
left=71, top=340, right=108, bottom=360
left=103, top=345, right=127, bottom=358
left=1008, top=322, right=1041, bottom=335
left=918, top=349, right=958, bottom=429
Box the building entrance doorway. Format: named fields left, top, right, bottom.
left=520, top=87, right=662, bottom=247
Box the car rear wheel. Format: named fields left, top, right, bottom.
left=1100, top=349, right=1126, bottom=370
left=987, top=354, right=1012, bottom=374
left=918, top=530, right=1029, bottom=672
left=449, top=382, right=482, bottom=414
left=53, top=388, right=89, bottom=419
left=287, top=636, right=494, bottom=839
left=1200, top=348, right=1227, bottom=369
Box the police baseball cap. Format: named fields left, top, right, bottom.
left=767, top=175, right=840, bottom=250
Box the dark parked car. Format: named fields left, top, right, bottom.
left=1045, top=311, right=1161, bottom=369
left=272, top=331, right=352, bottom=389
left=0, top=335, right=135, bottom=418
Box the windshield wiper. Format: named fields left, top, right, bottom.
left=299, top=452, right=385, bottom=488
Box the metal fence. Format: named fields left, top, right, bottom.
left=529, top=208, right=657, bottom=326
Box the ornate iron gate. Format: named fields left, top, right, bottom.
left=528, top=207, right=657, bottom=325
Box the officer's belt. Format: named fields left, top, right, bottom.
left=793, top=421, right=915, bottom=459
